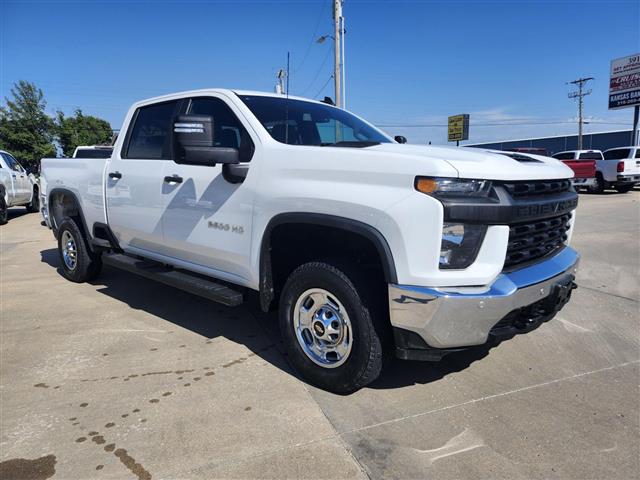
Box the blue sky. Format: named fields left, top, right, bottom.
left=2, top=0, right=639, bottom=144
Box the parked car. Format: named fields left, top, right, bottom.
left=0, top=150, right=40, bottom=224
left=72, top=145, right=114, bottom=159
left=551, top=150, right=597, bottom=189
left=597, top=147, right=640, bottom=193
left=508, top=147, right=549, bottom=156
left=40, top=89, right=580, bottom=393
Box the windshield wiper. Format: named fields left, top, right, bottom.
left=320, top=141, right=380, bottom=148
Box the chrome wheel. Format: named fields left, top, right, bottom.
left=61, top=230, right=78, bottom=270
left=293, top=288, right=353, bottom=368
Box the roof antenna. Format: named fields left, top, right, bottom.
left=285, top=51, right=290, bottom=144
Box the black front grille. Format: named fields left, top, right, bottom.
left=505, top=213, right=572, bottom=268
left=502, top=179, right=572, bottom=197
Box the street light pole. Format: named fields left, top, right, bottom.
left=333, top=0, right=342, bottom=108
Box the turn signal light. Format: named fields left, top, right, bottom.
left=415, top=178, right=438, bottom=194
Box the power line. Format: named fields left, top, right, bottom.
left=293, top=0, right=329, bottom=74
left=375, top=121, right=631, bottom=127
left=298, top=45, right=332, bottom=96
left=313, top=75, right=334, bottom=99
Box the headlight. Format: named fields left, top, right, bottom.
left=415, top=177, right=491, bottom=197
left=440, top=223, right=487, bottom=269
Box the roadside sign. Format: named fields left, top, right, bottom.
left=609, top=54, right=640, bottom=110
left=448, top=114, right=469, bottom=142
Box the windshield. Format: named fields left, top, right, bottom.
left=237, top=95, right=391, bottom=146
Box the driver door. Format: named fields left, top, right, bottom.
left=160, top=95, right=257, bottom=283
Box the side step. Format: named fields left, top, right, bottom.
left=102, top=253, right=243, bottom=307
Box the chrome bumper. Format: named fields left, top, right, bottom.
left=571, top=177, right=595, bottom=187
left=389, top=247, right=580, bottom=349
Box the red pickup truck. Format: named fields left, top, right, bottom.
left=506, top=148, right=596, bottom=188
left=550, top=150, right=598, bottom=189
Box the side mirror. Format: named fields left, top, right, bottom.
left=394, top=135, right=407, bottom=144
left=173, top=115, right=239, bottom=166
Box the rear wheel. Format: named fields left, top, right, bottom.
left=615, top=184, right=633, bottom=193
left=279, top=262, right=384, bottom=394
left=57, top=217, right=102, bottom=282
left=26, top=187, right=39, bottom=212
left=588, top=173, right=606, bottom=194
left=0, top=194, right=7, bottom=225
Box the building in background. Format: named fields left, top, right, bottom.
left=466, top=129, right=633, bottom=155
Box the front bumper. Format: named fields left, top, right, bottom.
left=389, top=247, right=579, bottom=355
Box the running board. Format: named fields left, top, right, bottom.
left=102, top=253, right=243, bottom=307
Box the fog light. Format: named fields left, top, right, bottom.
left=439, top=223, right=487, bottom=269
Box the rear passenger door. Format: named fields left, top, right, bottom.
left=106, top=100, right=180, bottom=255
left=159, top=95, right=257, bottom=284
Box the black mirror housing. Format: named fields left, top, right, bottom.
left=173, top=114, right=240, bottom=166
left=394, top=135, right=407, bottom=144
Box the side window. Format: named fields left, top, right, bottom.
left=3, top=153, right=22, bottom=171
left=124, top=101, right=178, bottom=159
left=603, top=149, right=629, bottom=160
left=635, top=149, right=640, bottom=159
left=187, top=97, right=254, bottom=161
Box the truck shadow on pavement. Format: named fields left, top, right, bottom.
left=40, top=247, right=500, bottom=393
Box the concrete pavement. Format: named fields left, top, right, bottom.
left=1, top=191, right=638, bottom=479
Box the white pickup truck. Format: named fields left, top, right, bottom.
left=41, top=89, right=580, bottom=393
left=0, top=149, right=40, bottom=224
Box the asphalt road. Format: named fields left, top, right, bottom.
left=1, top=191, right=638, bottom=479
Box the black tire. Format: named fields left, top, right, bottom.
left=0, top=193, right=7, bottom=225
left=26, top=187, right=39, bottom=213
left=57, top=217, right=102, bottom=282
left=279, top=261, right=385, bottom=394
left=588, top=173, right=606, bottom=194
left=615, top=184, right=633, bottom=193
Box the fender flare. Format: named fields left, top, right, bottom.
left=258, top=212, right=398, bottom=311
left=48, top=188, right=94, bottom=247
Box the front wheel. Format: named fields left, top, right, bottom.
left=279, top=262, right=384, bottom=394
left=57, top=217, right=102, bottom=282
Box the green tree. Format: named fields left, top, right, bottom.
left=0, top=80, right=56, bottom=170
left=56, top=109, right=113, bottom=157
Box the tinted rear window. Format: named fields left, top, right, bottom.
left=603, top=149, right=630, bottom=160
left=125, top=101, right=178, bottom=159
left=578, top=152, right=603, bottom=160
left=74, top=148, right=113, bottom=159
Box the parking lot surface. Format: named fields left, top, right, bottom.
left=1, top=191, right=639, bottom=479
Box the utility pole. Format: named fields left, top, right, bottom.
left=567, top=77, right=594, bottom=150
left=333, top=0, right=342, bottom=109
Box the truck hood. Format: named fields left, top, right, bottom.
left=368, top=144, right=574, bottom=181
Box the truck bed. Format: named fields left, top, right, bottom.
left=41, top=157, right=108, bottom=229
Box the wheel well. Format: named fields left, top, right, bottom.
left=49, top=190, right=87, bottom=238
left=261, top=221, right=392, bottom=311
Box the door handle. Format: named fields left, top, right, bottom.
left=109, top=171, right=122, bottom=180
left=164, top=175, right=183, bottom=184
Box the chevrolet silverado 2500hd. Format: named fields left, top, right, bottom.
left=40, top=89, right=580, bottom=393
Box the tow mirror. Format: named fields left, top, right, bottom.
left=394, top=135, right=407, bottom=144
left=173, top=115, right=239, bottom=166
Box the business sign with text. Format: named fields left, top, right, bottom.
left=448, top=114, right=470, bottom=142
left=609, top=54, right=640, bottom=110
